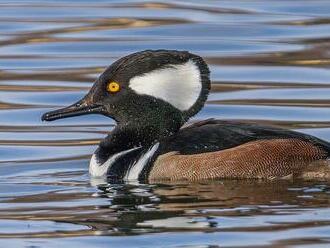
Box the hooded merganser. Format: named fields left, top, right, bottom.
left=42, top=50, right=330, bottom=181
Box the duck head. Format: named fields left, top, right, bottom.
left=42, top=50, right=210, bottom=139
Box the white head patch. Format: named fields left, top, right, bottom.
left=128, top=60, right=201, bottom=111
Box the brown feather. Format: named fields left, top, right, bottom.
left=149, top=138, right=328, bottom=181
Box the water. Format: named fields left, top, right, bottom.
left=0, top=0, right=330, bottom=247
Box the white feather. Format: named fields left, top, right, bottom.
left=125, top=143, right=159, bottom=181
left=89, top=147, right=140, bottom=177
left=129, top=60, right=201, bottom=111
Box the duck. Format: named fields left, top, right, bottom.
left=42, top=49, right=330, bottom=181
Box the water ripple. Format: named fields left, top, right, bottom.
left=0, top=0, right=329, bottom=247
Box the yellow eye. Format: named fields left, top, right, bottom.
left=107, top=81, right=120, bottom=93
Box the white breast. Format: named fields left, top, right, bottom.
left=89, top=147, right=140, bottom=177
left=89, top=143, right=159, bottom=179
left=125, top=142, right=160, bottom=181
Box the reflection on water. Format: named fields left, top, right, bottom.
left=0, top=0, right=329, bottom=247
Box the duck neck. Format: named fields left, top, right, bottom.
left=97, top=111, right=185, bottom=160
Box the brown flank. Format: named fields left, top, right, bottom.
left=149, top=138, right=328, bottom=181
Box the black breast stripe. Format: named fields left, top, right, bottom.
left=95, top=147, right=144, bottom=181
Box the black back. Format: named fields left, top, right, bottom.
left=159, top=119, right=330, bottom=155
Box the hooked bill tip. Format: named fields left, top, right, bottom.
left=41, top=112, right=54, bottom=122
left=41, top=113, right=47, bottom=121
